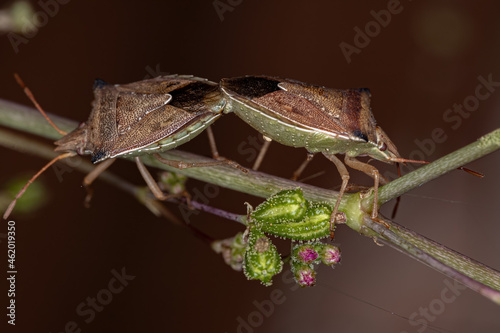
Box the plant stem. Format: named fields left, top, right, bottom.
left=187, top=199, right=247, bottom=224
left=363, top=216, right=500, bottom=304
left=1, top=98, right=500, bottom=304
left=0, top=99, right=78, bottom=139
left=371, top=129, right=500, bottom=209
left=0, top=126, right=186, bottom=222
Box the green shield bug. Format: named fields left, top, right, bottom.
left=220, top=76, right=447, bottom=234
left=4, top=75, right=241, bottom=219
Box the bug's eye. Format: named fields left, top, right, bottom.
left=379, top=142, right=387, bottom=151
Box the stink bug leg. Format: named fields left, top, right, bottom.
left=323, top=154, right=350, bottom=237
left=206, top=126, right=221, bottom=160
left=344, top=155, right=388, bottom=224
left=153, top=153, right=248, bottom=173
left=135, top=157, right=191, bottom=203
left=206, top=126, right=249, bottom=173
left=220, top=75, right=483, bottom=234
left=291, top=152, right=315, bottom=181
left=325, top=153, right=391, bottom=233
left=82, top=158, right=117, bottom=206
left=152, top=121, right=248, bottom=174
left=5, top=75, right=244, bottom=219
left=252, top=136, right=272, bottom=171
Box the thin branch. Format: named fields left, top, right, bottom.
left=363, top=216, right=500, bottom=304
left=0, top=99, right=79, bottom=139
left=1, top=98, right=500, bottom=304
left=371, top=129, right=500, bottom=208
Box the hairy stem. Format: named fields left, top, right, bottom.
left=363, top=216, right=500, bottom=303
left=370, top=129, right=500, bottom=209
left=1, top=99, right=499, bottom=304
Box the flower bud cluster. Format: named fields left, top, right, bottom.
left=242, top=228, right=283, bottom=286
left=291, top=242, right=341, bottom=287
left=213, top=188, right=343, bottom=286
left=251, top=188, right=336, bottom=241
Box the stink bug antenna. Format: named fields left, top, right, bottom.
left=389, top=157, right=483, bottom=220
left=391, top=163, right=402, bottom=219
left=456, top=166, right=484, bottom=178
left=388, top=156, right=484, bottom=178
left=14, top=73, right=68, bottom=136
left=4, top=75, right=75, bottom=220
left=3, top=152, right=76, bottom=220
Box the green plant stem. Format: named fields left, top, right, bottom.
left=1, top=99, right=500, bottom=304
left=364, top=216, right=500, bottom=303
left=368, top=128, right=500, bottom=210
left=0, top=126, right=185, bottom=224
left=0, top=99, right=344, bottom=205
left=0, top=99, right=78, bottom=138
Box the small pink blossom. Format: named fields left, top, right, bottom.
left=322, top=245, right=341, bottom=265
left=297, top=246, right=319, bottom=264
left=295, top=266, right=316, bottom=287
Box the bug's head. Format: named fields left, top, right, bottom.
left=366, top=126, right=402, bottom=164
left=54, top=122, right=90, bottom=156
left=372, top=126, right=434, bottom=167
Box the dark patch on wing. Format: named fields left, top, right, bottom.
left=340, top=89, right=376, bottom=143
left=100, top=78, right=222, bottom=157
left=91, top=149, right=108, bottom=163
left=353, top=129, right=368, bottom=142
left=221, top=76, right=282, bottom=99
left=93, top=79, right=108, bottom=90
left=169, top=81, right=220, bottom=112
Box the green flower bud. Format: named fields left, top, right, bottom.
left=158, top=171, right=188, bottom=195
left=319, top=244, right=341, bottom=266
left=243, top=228, right=283, bottom=286
left=291, top=263, right=316, bottom=287
left=260, top=203, right=334, bottom=241
left=251, top=188, right=308, bottom=225
left=292, top=244, right=320, bottom=264
left=211, top=232, right=246, bottom=271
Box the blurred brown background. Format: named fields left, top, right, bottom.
left=1, top=0, right=499, bottom=332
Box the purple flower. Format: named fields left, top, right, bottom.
left=295, top=245, right=319, bottom=264
left=321, top=245, right=341, bottom=266
left=294, top=265, right=316, bottom=287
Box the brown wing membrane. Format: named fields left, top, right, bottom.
left=252, top=90, right=346, bottom=135
left=115, top=92, right=171, bottom=135
left=111, top=104, right=209, bottom=155
left=88, top=83, right=119, bottom=161
left=223, top=76, right=377, bottom=142
left=88, top=76, right=222, bottom=162
left=279, top=81, right=377, bottom=143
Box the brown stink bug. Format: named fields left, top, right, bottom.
left=220, top=76, right=481, bottom=236
left=4, top=75, right=240, bottom=219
